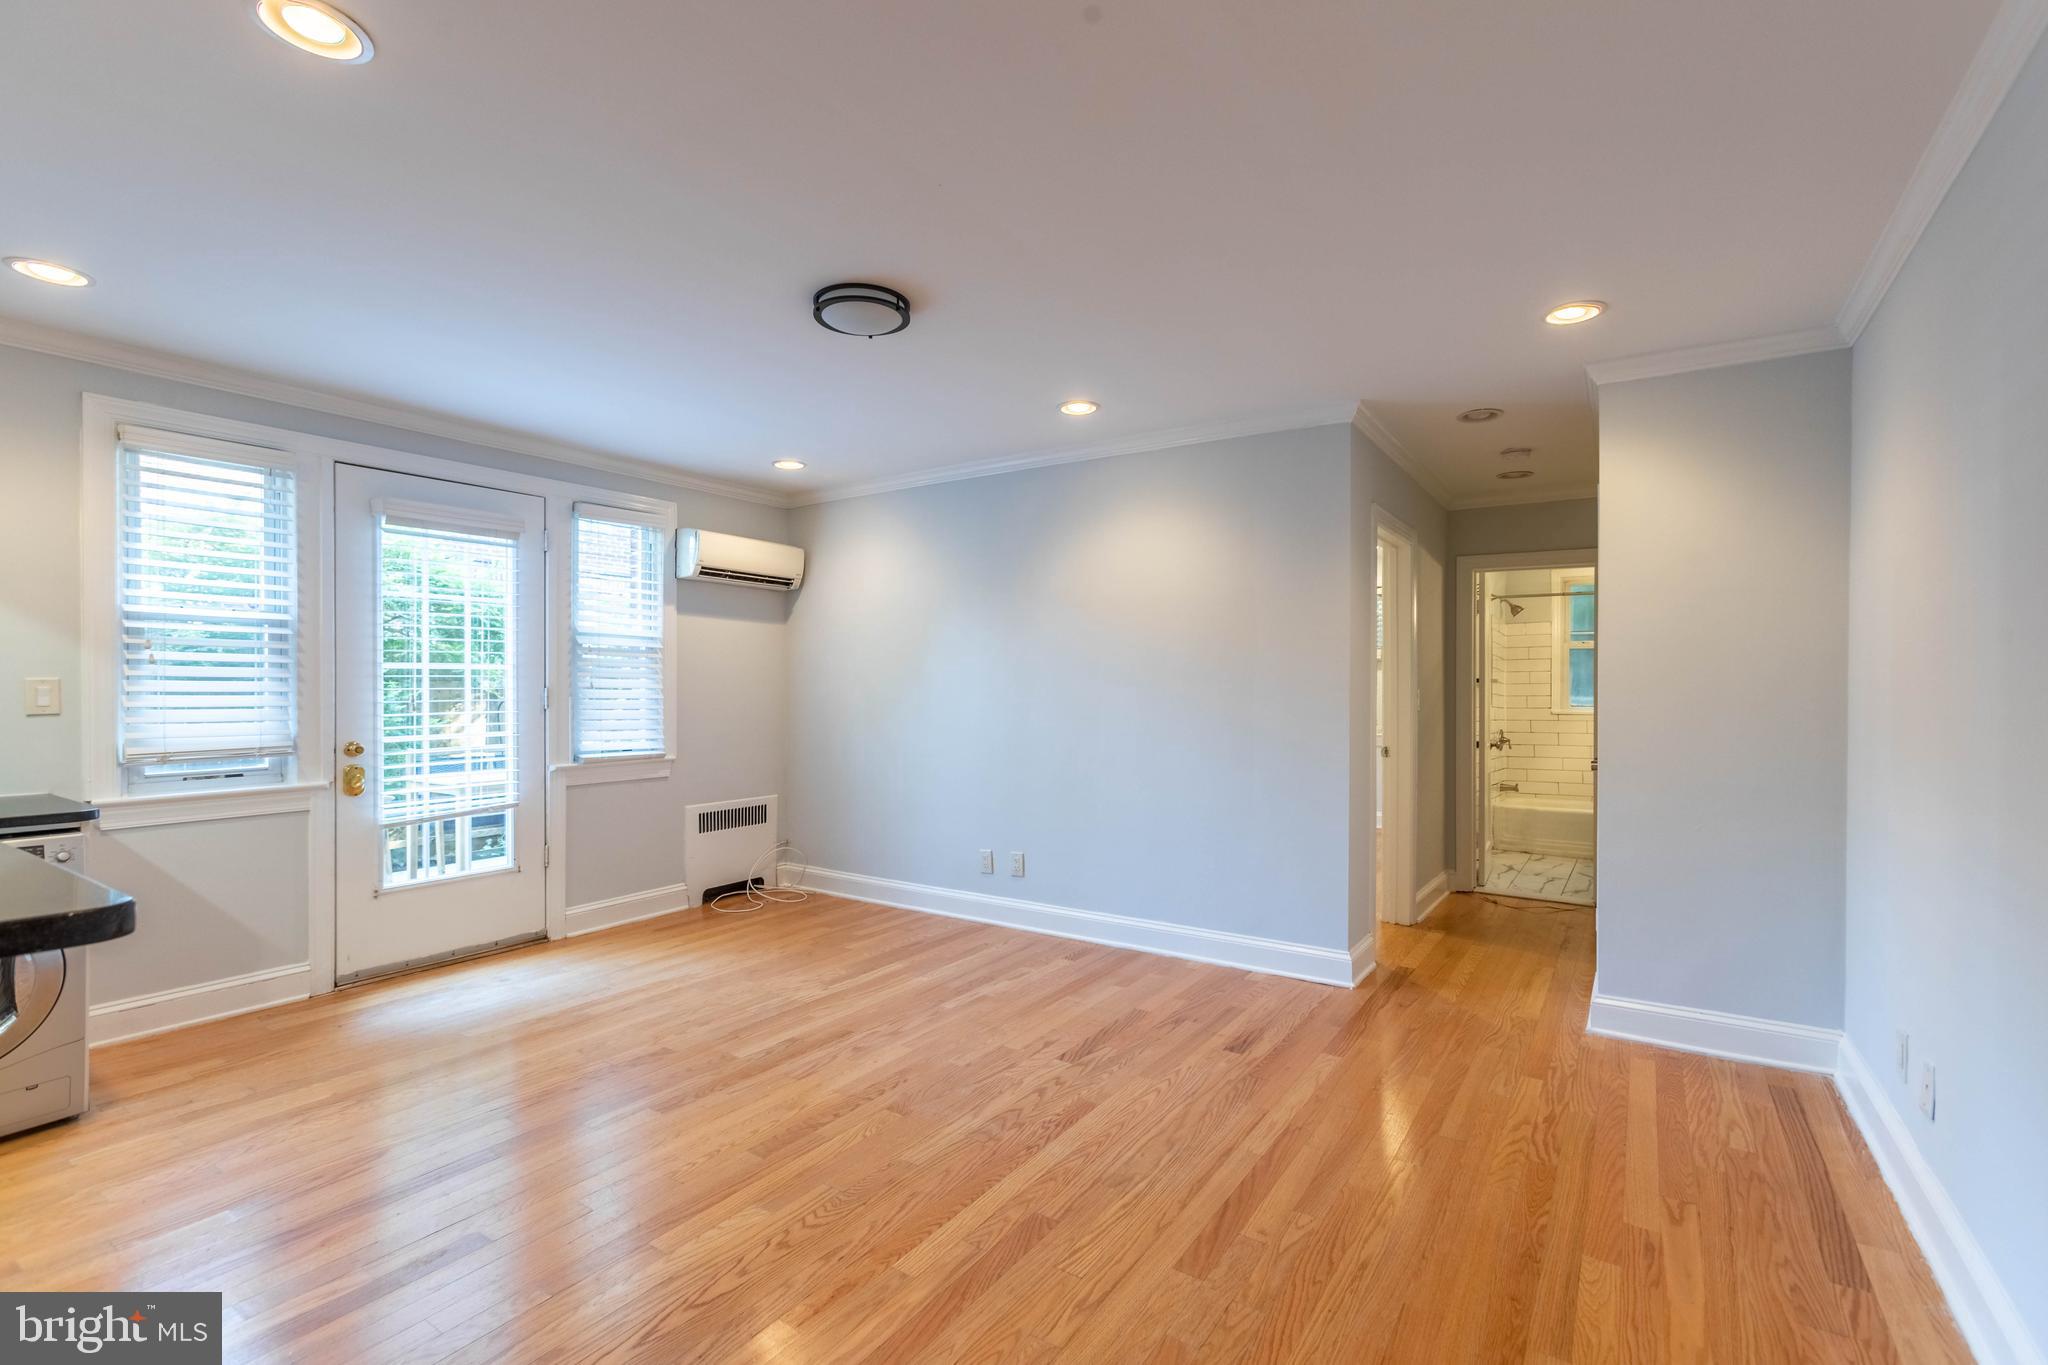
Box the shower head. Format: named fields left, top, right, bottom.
left=1504, top=600, right=1525, bottom=617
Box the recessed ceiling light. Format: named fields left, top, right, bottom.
left=1457, top=407, right=1503, bottom=423
left=1059, top=400, right=1099, bottom=417
left=813, top=283, right=909, bottom=337
left=255, top=0, right=374, bottom=62
left=1544, top=300, right=1606, bottom=326
left=772, top=459, right=807, bottom=471
left=5, top=257, right=92, bottom=287
left=1499, top=446, right=1534, bottom=460
left=1497, top=469, right=1536, bottom=480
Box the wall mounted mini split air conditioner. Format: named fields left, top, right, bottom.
left=677, top=529, right=805, bottom=590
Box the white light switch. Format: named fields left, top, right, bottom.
left=23, top=678, right=61, bottom=716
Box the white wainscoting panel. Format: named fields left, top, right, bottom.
left=564, top=882, right=693, bottom=937
left=90, top=963, right=313, bottom=1046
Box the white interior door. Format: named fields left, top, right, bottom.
left=1374, top=526, right=1416, bottom=924
left=1475, top=575, right=1494, bottom=889
left=334, top=464, right=547, bottom=980
left=1374, top=542, right=1389, bottom=918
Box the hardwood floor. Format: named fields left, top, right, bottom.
left=1, top=892, right=1965, bottom=1363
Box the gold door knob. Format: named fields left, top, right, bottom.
left=342, top=764, right=365, bottom=797
left=342, top=740, right=365, bottom=757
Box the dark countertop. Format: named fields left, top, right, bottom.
left=0, top=793, right=101, bottom=834
left=0, top=846, right=136, bottom=957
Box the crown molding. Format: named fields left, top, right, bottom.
left=0, top=316, right=788, bottom=507
left=1349, top=403, right=1458, bottom=509
left=788, top=401, right=1359, bottom=506
left=1583, top=326, right=1847, bottom=388
left=1835, top=0, right=2048, bottom=343
left=1446, top=484, right=1599, bottom=512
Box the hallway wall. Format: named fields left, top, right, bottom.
left=1594, top=349, right=1850, bottom=1030
left=1845, top=31, right=2048, bottom=1355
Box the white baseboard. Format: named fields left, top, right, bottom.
left=1348, top=933, right=1376, bottom=986
left=796, top=867, right=1356, bottom=987
left=1584, top=991, right=1842, bottom=1073
left=564, top=881, right=692, bottom=937
left=90, top=962, right=313, bottom=1047
left=1836, top=1039, right=2045, bottom=1365
left=1587, top=990, right=2041, bottom=1363
left=1413, top=870, right=1451, bottom=924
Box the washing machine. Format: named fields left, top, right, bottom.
left=0, top=828, right=94, bottom=1138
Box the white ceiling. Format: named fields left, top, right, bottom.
left=0, top=1, right=2002, bottom=505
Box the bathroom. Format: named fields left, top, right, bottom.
left=1480, top=566, right=1596, bottom=905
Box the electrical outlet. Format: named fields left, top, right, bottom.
left=1009, top=851, right=1026, bottom=877
left=1896, top=1031, right=1910, bottom=1083
left=1918, top=1062, right=1936, bottom=1121
left=978, top=849, right=995, bottom=875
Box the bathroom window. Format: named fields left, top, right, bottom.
left=1552, top=570, right=1595, bottom=712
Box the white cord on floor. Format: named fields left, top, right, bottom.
left=709, top=840, right=811, bottom=913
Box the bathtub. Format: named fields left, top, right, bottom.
left=1492, top=791, right=1594, bottom=859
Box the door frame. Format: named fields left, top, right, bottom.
left=316, top=445, right=676, bottom=988
left=1372, top=509, right=1421, bottom=925
left=76, top=392, right=679, bottom=998
left=331, top=462, right=552, bottom=981
left=1452, top=547, right=1597, bottom=893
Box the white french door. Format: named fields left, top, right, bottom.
left=334, top=464, right=547, bottom=981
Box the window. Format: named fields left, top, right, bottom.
left=116, top=438, right=298, bottom=793
left=571, top=505, right=667, bottom=759
left=1552, top=570, right=1596, bottom=712
left=376, top=511, right=520, bottom=885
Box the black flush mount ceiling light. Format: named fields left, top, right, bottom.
left=813, top=282, right=910, bottom=337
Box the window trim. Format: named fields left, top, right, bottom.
left=84, top=420, right=322, bottom=803
left=114, top=428, right=305, bottom=793
left=82, top=396, right=679, bottom=813
left=568, top=502, right=673, bottom=764
left=82, top=394, right=683, bottom=994
left=1549, top=568, right=1596, bottom=715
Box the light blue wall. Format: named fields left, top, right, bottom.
left=1596, top=349, right=1851, bottom=1028
left=1847, top=34, right=2048, bottom=1353
left=1449, top=498, right=1598, bottom=559
left=786, top=425, right=1361, bottom=951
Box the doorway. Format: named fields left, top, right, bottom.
left=333, top=464, right=549, bottom=981
left=1374, top=518, right=1419, bottom=924
left=1455, top=550, right=1596, bottom=906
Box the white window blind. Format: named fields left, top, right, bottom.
left=376, top=510, right=521, bottom=824
left=572, top=506, right=666, bottom=759
left=117, top=443, right=298, bottom=766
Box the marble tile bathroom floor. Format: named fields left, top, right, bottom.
left=1481, top=848, right=1595, bottom=906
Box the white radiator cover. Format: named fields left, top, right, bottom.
left=684, top=795, right=780, bottom=904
